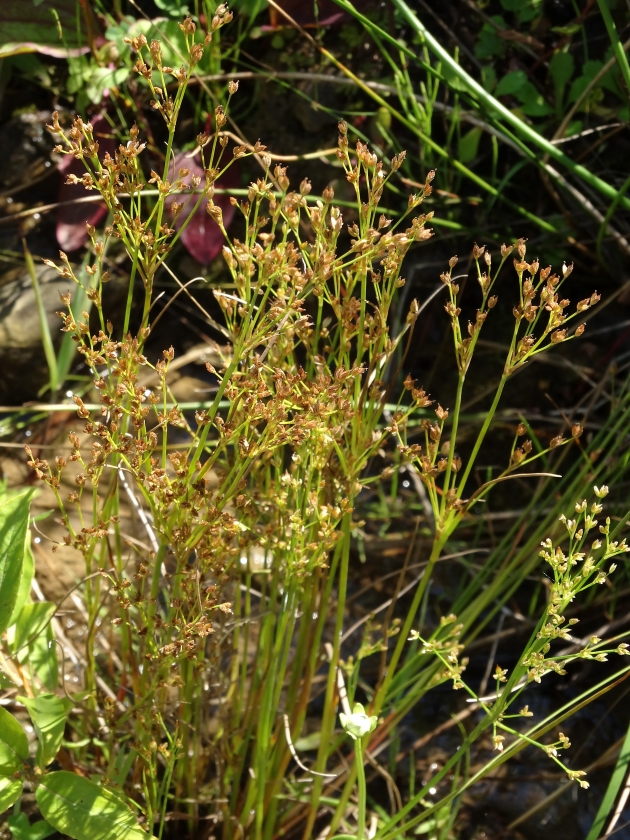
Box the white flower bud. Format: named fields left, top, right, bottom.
left=339, top=703, right=378, bottom=740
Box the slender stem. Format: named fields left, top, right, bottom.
left=597, top=0, right=630, bottom=100
left=385, top=0, right=630, bottom=212
left=456, top=374, right=508, bottom=499
left=123, top=244, right=140, bottom=336
left=355, top=738, right=366, bottom=840
left=303, top=513, right=352, bottom=840
left=439, top=372, right=465, bottom=518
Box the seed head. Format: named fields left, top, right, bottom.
left=179, top=17, right=196, bottom=34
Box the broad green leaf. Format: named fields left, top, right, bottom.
left=7, top=813, right=56, bottom=840
left=0, top=776, right=22, bottom=812
left=36, top=772, right=152, bottom=840
left=458, top=127, right=483, bottom=164
left=495, top=70, right=527, bottom=97
left=518, top=82, right=554, bottom=116
left=0, top=490, right=35, bottom=636
left=0, top=706, right=29, bottom=774
left=294, top=731, right=321, bottom=751
left=9, top=540, right=34, bottom=627
left=0, top=0, right=90, bottom=58
left=28, top=623, right=58, bottom=691
left=19, top=695, right=72, bottom=768
left=481, top=65, right=497, bottom=93
left=12, top=602, right=56, bottom=660
left=549, top=51, right=574, bottom=92
left=84, top=66, right=130, bottom=104
left=154, top=0, right=190, bottom=17
left=441, top=61, right=468, bottom=92
left=474, top=16, right=508, bottom=60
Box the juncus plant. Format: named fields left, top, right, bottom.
left=0, top=10, right=625, bottom=840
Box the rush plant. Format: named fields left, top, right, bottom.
left=1, top=10, right=628, bottom=840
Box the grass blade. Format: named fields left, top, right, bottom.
left=597, top=0, right=630, bottom=98
left=586, top=721, right=630, bottom=840
left=23, top=240, right=58, bottom=395
left=370, top=0, right=630, bottom=213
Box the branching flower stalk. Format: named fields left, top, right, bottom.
left=396, top=485, right=630, bottom=836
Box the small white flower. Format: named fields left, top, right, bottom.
left=594, top=485, right=609, bottom=498
left=339, top=703, right=378, bottom=740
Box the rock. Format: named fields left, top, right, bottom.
left=0, top=263, right=72, bottom=402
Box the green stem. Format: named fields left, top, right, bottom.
left=440, top=372, right=465, bottom=518
left=303, top=513, right=352, bottom=840
left=597, top=0, right=630, bottom=100
left=456, top=374, right=508, bottom=499
left=355, top=738, right=366, bottom=840
left=123, top=244, right=140, bottom=336
left=378, top=0, right=630, bottom=213
left=24, top=240, right=58, bottom=394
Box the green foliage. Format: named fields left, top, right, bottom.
left=3, top=2, right=630, bottom=839
left=6, top=814, right=56, bottom=840
left=458, top=126, right=482, bottom=163
left=11, top=602, right=56, bottom=660
left=474, top=16, right=508, bottom=60
left=153, top=0, right=190, bottom=18
left=0, top=777, right=23, bottom=813
left=0, top=0, right=87, bottom=59
left=9, top=542, right=34, bottom=628
left=0, top=490, right=35, bottom=637
left=549, top=51, right=575, bottom=100
left=495, top=70, right=527, bottom=96
left=0, top=706, right=29, bottom=774
left=19, top=694, right=73, bottom=768
left=36, top=773, right=151, bottom=840
left=500, top=0, right=543, bottom=22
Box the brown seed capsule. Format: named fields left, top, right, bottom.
left=572, top=423, right=583, bottom=438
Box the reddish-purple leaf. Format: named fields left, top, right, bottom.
left=56, top=116, right=115, bottom=252
left=165, top=151, right=237, bottom=266
left=0, top=0, right=93, bottom=58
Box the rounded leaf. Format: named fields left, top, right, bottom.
left=36, top=772, right=152, bottom=840
left=0, top=706, right=28, bottom=774
left=0, top=776, right=22, bottom=811
left=20, top=694, right=73, bottom=768
left=0, top=490, right=35, bottom=636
